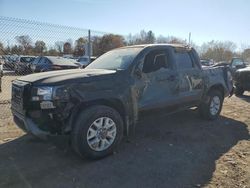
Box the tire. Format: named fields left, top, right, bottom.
left=71, top=105, right=124, bottom=160
left=199, top=90, right=223, bottom=120
left=235, top=85, right=244, bottom=96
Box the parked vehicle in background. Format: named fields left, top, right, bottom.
left=77, top=56, right=96, bottom=68
left=215, top=58, right=246, bottom=75
left=1, top=55, right=8, bottom=69
left=234, top=66, right=250, bottom=95
left=11, top=44, right=233, bottom=160
left=200, top=59, right=214, bottom=66
left=3, top=55, right=18, bottom=70
left=215, top=61, right=229, bottom=66
left=14, top=56, right=36, bottom=74
left=0, top=56, right=4, bottom=66
left=31, top=56, right=80, bottom=72
left=230, top=57, right=246, bottom=73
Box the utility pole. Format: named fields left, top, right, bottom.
left=88, top=29, right=91, bottom=64
left=188, top=32, right=191, bottom=46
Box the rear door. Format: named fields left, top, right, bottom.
left=174, top=49, right=203, bottom=105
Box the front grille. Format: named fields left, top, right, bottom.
left=12, top=84, right=23, bottom=104
left=240, top=72, right=250, bottom=83
left=11, top=80, right=29, bottom=113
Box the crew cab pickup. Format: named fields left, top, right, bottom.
left=11, top=44, right=233, bottom=159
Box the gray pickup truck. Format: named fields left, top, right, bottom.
left=11, top=44, right=233, bottom=159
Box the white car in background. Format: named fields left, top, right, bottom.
left=77, top=56, right=96, bottom=68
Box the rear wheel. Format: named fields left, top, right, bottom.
left=71, top=105, right=123, bottom=160
left=199, top=90, right=223, bottom=120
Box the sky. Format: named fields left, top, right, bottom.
left=0, top=0, right=250, bottom=48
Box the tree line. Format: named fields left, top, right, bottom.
left=0, top=30, right=250, bottom=62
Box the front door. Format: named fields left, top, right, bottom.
left=136, top=48, right=179, bottom=111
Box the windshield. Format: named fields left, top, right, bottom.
left=86, top=47, right=142, bottom=70
left=232, top=58, right=245, bottom=67
left=20, top=57, right=35, bottom=63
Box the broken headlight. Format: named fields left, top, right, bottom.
left=53, top=87, right=69, bottom=100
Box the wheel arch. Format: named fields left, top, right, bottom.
left=66, top=98, right=128, bottom=134
left=207, top=84, right=225, bottom=97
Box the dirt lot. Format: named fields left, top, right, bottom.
left=0, top=76, right=249, bottom=188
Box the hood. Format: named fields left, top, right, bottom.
left=17, top=69, right=117, bottom=85
left=236, top=66, right=250, bottom=73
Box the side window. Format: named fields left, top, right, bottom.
left=142, top=50, right=169, bottom=73
left=175, top=52, right=193, bottom=70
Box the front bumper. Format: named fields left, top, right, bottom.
left=13, top=110, right=50, bottom=140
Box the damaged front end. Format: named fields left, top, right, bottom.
left=11, top=81, right=75, bottom=139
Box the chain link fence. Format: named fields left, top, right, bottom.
left=0, top=16, right=125, bottom=121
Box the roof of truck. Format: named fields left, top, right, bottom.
left=119, top=43, right=191, bottom=50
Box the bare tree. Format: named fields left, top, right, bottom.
left=63, top=42, right=72, bottom=54
left=242, top=48, right=250, bottom=62
left=15, top=35, right=32, bottom=55
left=0, top=42, right=4, bottom=55
left=200, top=40, right=236, bottom=61
left=11, top=45, right=23, bottom=55
left=34, top=40, right=46, bottom=55
left=55, top=41, right=64, bottom=54
left=145, top=30, right=156, bottom=44
left=156, top=35, right=168, bottom=43
left=92, top=36, right=102, bottom=56
left=74, top=37, right=87, bottom=56
left=46, top=48, right=59, bottom=56
left=97, top=34, right=124, bottom=55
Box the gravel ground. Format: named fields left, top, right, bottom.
left=0, top=77, right=249, bottom=188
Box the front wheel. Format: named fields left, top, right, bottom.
left=71, top=105, right=123, bottom=160
left=199, top=90, right=223, bottom=120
